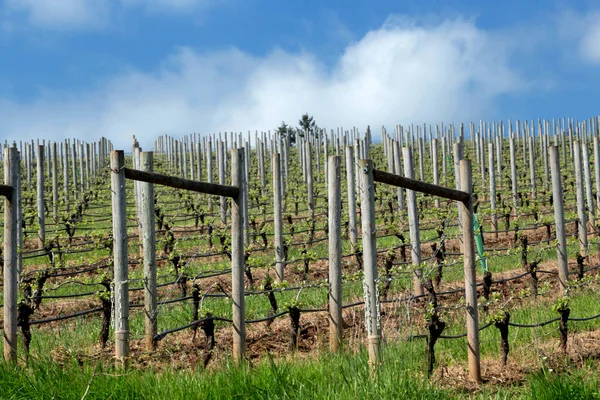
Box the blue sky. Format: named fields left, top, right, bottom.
left=1, top=0, right=599, bottom=148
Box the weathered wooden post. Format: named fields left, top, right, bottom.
left=36, top=144, right=45, bottom=248
left=489, top=143, right=498, bottom=236
left=207, top=137, right=214, bottom=211
left=140, top=152, right=157, bottom=350
left=454, top=142, right=463, bottom=225
left=51, top=142, right=59, bottom=222
left=231, top=148, right=246, bottom=364
left=345, top=146, right=358, bottom=245
left=582, top=140, right=596, bottom=229
left=328, top=155, right=343, bottom=352
left=306, top=141, right=314, bottom=218
left=219, top=141, right=227, bottom=224
left=110, top=150, right=130, bottom=366
left=393, top=141, right=405, bottom=210
left=63, top=141, right=70, bottom=212
left=528, top=136, right=536, bottom=199
left=273, top=153, right=284, bottom=282
left=359, top=159, right=381, bottom=366
left=3, top=146, right=19, bottom=362
left=594, top=137, right=600, bottom=216
left=432, top=139, right=440, bottom=208
left=509, top=136, right=518, bottom=212
left=72, top=142, right=78, bottom=199
left=549, top=146, right=569, bottom=290
left=403, top=147, right=423, bottom=296
left=574, top=140, right=588, bottom=255
left=78, top=142, right=85, bottom=194
left=459, top=159, right=481, bottom=383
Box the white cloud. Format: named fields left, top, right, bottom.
left=2, top=0, right=111, bottom=30
left=120, top=0, right=211, bottom=12
left=579, top=14, right=600, bottom=64
left=0, top=18, right=524, bottom=149
left=0, top=0, right=213, bottom=31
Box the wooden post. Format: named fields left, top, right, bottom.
left=37, top=144, right=45, bottom=248
left=51, top=142, right=59, bottom=223
left=582, top=140, right=596, bottom=228
left=509, top=137, right=518, bottom=213
left=488, top=143, right=498, bottom=237
left=3, top=146, right=19, bottom=362
left=78, top=142, right=85, bottom=194
left=418, top=137, right=425, bottom=181
left=110, top=150, right=130, bottom=366
left=542, top=133, right=549, bottom=191
left=403, top=147, right=423, bottom=296
left=359, top=159, right=381, bottom=366
left=528, top=136, right=536, bottom=199
left=72, top=142, right=78, bottom=199
left=574, top=140, right=588, bottom=255
left=16, top=150, right=23, bottom=279
left=432, top=139, right=440, bottom=208
left=218, top=141, right=227, bottom=224
left=273, top=153, right=284, bottom=282
left=454, top=142, right=463, bottom=225
left=393, top=141, right=405, bottom=211
left=594, top=137, right=600, bottom=217
left=140, top=152, right=157, bottom=350
left=328, top=155, right=343, bottom=352
left=549, top=146, right=569, bottom=290
left=306, top=141, right=314, bottom=218
left=459, top=159, right=481, bottom=383
left=26, top=143, right=32, bottom=188
left=231, top=148, right=246, bottom=364
left=63, top=141, right=70, bottom=212
left=207, top=138, right=213, bottom=211
left=345, top=146, right=358, bottom=245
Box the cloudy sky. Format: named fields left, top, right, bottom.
left=1, top=0, right=599, bottom=149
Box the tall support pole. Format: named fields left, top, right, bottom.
left=273, top=153, right=284, bottom=282
left=489, top=143, right=498, bottom=237
left=207, top=138, right=213, bottom=211
left=549, top=146, right=569, bottom=290
left=393, top=141, right=405, bottom=211
left=72, top=142, right=78, bottom=200
left=51, top=142, right=59, bottom=223
left=453, top=142, right=463, bottom=225
left=359, top=159, right=381, bottom=366
left=78, top=142, right=85, bottom=194
left=509, top=137, right=518, bottom=212
left=218, top=141, right=227, bottom=224
left=37, top=144, right=45, bottom=248
left=328, top=155, right=343, bottom=352
left=543, top=133, right=549, bottom=191
left=345, top=146, right=358, bottom=246
left=306, top=141, right=314, bottom=217
left=231, top=148, right=246, bottom=364
left=574, top=140, right=589, bottom=255
left=528, top=136, right=536, bottom=199
left=594, top=137, right=600, bottom=217
left=3, top=147, right=19, bottom=362
left=63, top=141, right=70, bottom=212
left=432, top=139, right=440, bottom=208
left=403, top=147, right=423, bottom=296
left=16, top=150, right=23, bottom=279
left=582, top=140, right=596, bottom=229
left=459, top=160, right=481, bottom=383
left=140, top=152, right=157, bottom=350
left=110, top=150, right=130, bottom=366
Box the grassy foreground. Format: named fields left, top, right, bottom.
left=1, top=342, right=599, bottom=400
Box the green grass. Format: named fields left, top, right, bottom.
left=2, top=339, right=600, bottom=399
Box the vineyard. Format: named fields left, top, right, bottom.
left=2, top=120, right=600, bottom=398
